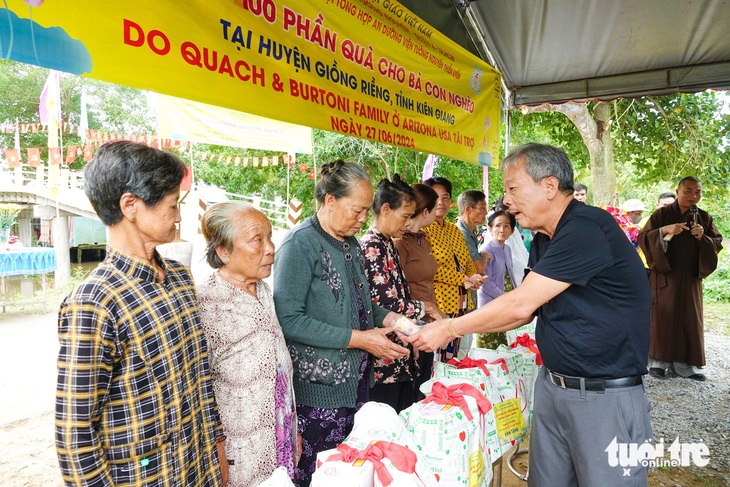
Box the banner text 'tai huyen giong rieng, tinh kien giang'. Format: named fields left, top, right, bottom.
left=3, top=0, right=501, bottom=165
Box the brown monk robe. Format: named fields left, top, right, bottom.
left=638, top=178, right=723, bottom=379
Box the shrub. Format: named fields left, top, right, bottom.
left=704, top=249, right=730, bottom=303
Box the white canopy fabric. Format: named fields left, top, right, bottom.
left=403, top=0, right=730, bottom=108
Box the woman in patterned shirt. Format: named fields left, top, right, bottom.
left=423, top=177, right=485, bottom=361
left=198, top=201, right=298, bottom=486
left=273, top=160, right=409, bottom=486
left=360, top=175, right=444, bottom=411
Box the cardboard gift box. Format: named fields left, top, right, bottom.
left=400, top=382, right=493, bottom=487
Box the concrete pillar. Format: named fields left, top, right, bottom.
left=53, top=216, right=71, bottom=286
left=18, top=217, right=32, bottom=247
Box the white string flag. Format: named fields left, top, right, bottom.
left=422, top=154, right=436, bottom=181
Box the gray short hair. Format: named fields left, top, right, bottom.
left=457, top=190, right=486, bottom=215
left=84, top=141, right=186, bottom=225
left=201, top=201, right=260, bottom=269
left=501, top=143, right=574, bottom=195
left=314, top=159, right=371, bottom=203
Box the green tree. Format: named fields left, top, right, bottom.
left=191, top=129, right=496, bottom=220
left=0, top=59, right=156, bottom=169
left=509, top=92, right=730, bottom=234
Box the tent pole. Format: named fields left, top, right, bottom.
left=311, top=132, right=317, bottom=191
left=286, top=151, right=291, bottom=208
left=504, top=99, right=512, bottom=154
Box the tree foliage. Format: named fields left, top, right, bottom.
left=509, top=93, right=730, bottom=234
left=613, top=94, right=730, bottom=196
left=191, top=128, right=496, bottom=221
left=0, top=59, right=155, bottom=171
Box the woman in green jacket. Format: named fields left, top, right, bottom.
left=273, top=159, right=409, bottom=487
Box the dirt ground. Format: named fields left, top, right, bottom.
left=0, top=310, right=722, bottom=486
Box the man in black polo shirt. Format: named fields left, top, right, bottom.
left=410, top=143, right=652, bottom=486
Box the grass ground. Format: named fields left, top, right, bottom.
left=705, top=302, right=730, bottom=336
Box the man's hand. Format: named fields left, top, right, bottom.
left=406, top=319, right=453, bottom=353
left=690, top=223, right=704, bottom=239
left=662, top=222, right=688, bottom=237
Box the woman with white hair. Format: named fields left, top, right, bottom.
left=198, top=201, right=298, bottom=486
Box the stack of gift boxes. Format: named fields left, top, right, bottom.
left=311, top=328, right=542, bottom=486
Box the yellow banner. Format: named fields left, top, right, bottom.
left=2, top=0, right=501, bottom=165
left=157, top=95, right=313, bottom=153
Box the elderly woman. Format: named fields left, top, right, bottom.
left=56, top=141, right=227, bottom=486
left=423, top=177, right=484, bottom=361
left=482, top=196, right=530, bottom=285
left=197, top=201, right=297, bottom=486
left=273, top=159, right=409, bottom=486
left=359, top=175, right=443, bottom=412
left=476, top=210, right=517, bottom=349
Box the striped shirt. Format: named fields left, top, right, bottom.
left=56, top=247, right=223, bottom=486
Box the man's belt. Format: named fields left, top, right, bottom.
left=547, top=369, right=642, bottom=392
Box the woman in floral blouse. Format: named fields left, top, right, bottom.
left=360, top=175, right=444, bottom=411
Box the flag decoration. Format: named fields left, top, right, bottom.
left=4, top=149, right=20, bottom=168
left=40, top=70, right=62, bottom=150
left=180, top=166, right=193, bottom=191
left=83, top=145, right=94, bottom=161
left=27, top=148, right=41, bottom=167
left=2, top=121, right=299, bottom=172
left=422, top=154, right=436, bottom=181
left=39, top=71, right=61, bottom=127
left=49, top=147, right=62, bottom=165
left=65, top=146, right=79, bottom=163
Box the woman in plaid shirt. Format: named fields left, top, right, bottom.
left=56, top=141, right=227, bottom=486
